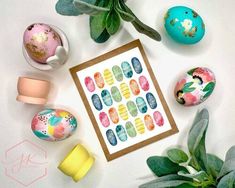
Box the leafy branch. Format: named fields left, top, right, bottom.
left=55, top=0, right=161, bottom=43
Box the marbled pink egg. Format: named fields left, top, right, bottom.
left=139, top=76, right=150, bottom=91
left=99, top=112, right=110, bottom=127
left=23, top=23, right=62, bottom=63
left=85, top=76, right=95, bottom=92
left=153, top=111, right=164, bottom=126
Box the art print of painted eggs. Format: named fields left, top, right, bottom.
left=23, top=23, right=62, bottom=63
left=31, top=109, right=77, bottom=141
left=174, top=67, right=216, bottom=106
left=164, top=6, right=205, bottom=44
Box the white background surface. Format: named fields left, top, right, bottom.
left=0, top=0, right=235, bottom=188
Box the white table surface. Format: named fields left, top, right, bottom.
left=1, top=0, right=235, bottom=188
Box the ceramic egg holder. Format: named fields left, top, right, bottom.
left=23, top=25, right=69, bottom=71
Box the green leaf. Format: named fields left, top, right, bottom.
left=167, top=148, right=189, bottom=164
left=115, top=5, right=135, bottom=22
left=225, top=146, right=235, bottom=162
left=73, top=0, right=110, bottom=15
left=106, top=9, right=121, bottom=35
left=139, top=174, right=194, bottom=188
left=93, top=28, right=110, bottom=43
left=187, top=68, right=197, bottom=76
left=33, top=131, right=50, bottom=138
left=217, top=171, right=235, bottom=188
left=90, top=12, right=108, bottom=39
left=203, top=82, right=215, bottom=92
left=207, top=153, right=224, bottom=178
left=182, top=87, right=196, bottom=93
left=55, top=0, right=82, bottom=16
left=183, top=82, right=194, bottom=89
left=147, top=156, right=188, bottom=177
left=178, top=170, right=209, bottom=182
left=119, top=0, right=161, bottom=41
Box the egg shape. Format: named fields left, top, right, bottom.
left=103, top=69, right=114, bottom=85
left=126, top=101, right=138, bottom=117
left=120, top=82, right=131, bottom=99
left=99, top=112, right=110, bottom=127
left=121, top=61, right=133, bottom=78
left=144, top=115, right=155, bottom=131
left=106, top=129, right=117, bottom=146
left=112, top=65, right=123, bottom=82
left=91, top=94, right=103, bottom=111
left=101, top=90, right=113, bottom=106
left=108, top=107, right=119, bottom=124
left=84, top=76, right=95, bottom=92
left=23, top=23, right=62, bottom=63
left=111, top=86, right=122, bottom=102
left=125, top=122, right=137, bottom=138
left=174, top=67, right=216, bottom=106
left=116, top=125, right=128, bottom=142
left=153, top=111, right=164, bottom=126
left=146, top=92, right=157, bottom=109
left=134, top=118, right=145, bottom=134
left=139, top=76, right=150, bottom=91
left=31, top=109, right=77, bottom=141
left=131, top=57, right=143, bottom=74
left=118, top=104, right=128, bottom=120
left=94, top=72, right=105, bottom=88
left=129, top=79, right=140, bottom=95
left=164, top=6, right=205, bottom=44
left=136, top=97, right=148, bottom=113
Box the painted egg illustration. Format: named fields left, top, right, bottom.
left=131, top=57, right=143, bottom=74
left=153, top=111, right=164, bottom=126
left=120, top=82, right=131, bottom=99
left=125, top=121, right=137, bottom=138
left=101, top=90, right=113, bottom=106
left=111, top=86, right=122, bottom=102
left=136, top=97, right=148, bottom=113
left=112, top=65, right=123, bottom=82
left=118, top=104, right=129, bottom=120
left=164, top=6, right=205, bottom=44
left=121, top=61, right=133, bottom=78
left=134, top=118, right=145, bottom=134
left=94, top=72, right=105, bottom=88
left=91, top=94, right=103, bottom=111
left=106, top=129, right=117, bottom=146
left=174, top=67, right=216, bottom=106
left=31, top=109, right=77, bottom=141
left=146, top=92, right=157, bottom=109
left=84, top=76, right=95, bottom=92
left=23, top=23, right=62, bottom=63
left=103, top=69, right=114, bottom=85
left=144, top=115, right=155, bottom=131
left=116, top=125, right=128, bottom=142
left=99, top=112, right=110, bottom=127
left=139, top=76, right=150, bottom=91
left=129, top=79, right=140, bottom=95
left=108, top=107, right=119, bottom=124
left=126, top=101, right=138, bottom=117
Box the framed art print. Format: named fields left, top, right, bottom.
left=70, top=40, right=178, bottom=161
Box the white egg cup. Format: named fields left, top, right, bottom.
left=22, top=25, right=69, bottom=71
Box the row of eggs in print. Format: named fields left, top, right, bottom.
left=106, top=111, right=164, bottom=146
left=84, top=57, right=143, bottom=92
left=91, top=79, right=152, bottom=110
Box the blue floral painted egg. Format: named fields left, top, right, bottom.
left=106, top=129, right=117, bottom=146
left=116, top=125, right=128, bottom=142
left=101, top=89, right=113, bottom=106
left=121, top=61, right=133, bottom=78
left=164, top=6, right=205, bottom=44
left=131, top=57, right=143, bottom=74
left=31, top=109, right=77, bottom=141
left=136, top=97, right=148, bottom=113
left=91, top=94, right=103, bottom=111
left=146, top=92, right=157, bottom=109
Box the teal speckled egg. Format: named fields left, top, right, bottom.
left=164, top=6, right=205, bottom=44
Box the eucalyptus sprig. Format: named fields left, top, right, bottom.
left=55, top=0, right=161, bottom=43
left=140, top=109, right=235, bottom=188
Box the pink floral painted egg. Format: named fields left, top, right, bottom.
left=84, top=76, right=95, bottom=92
left=174, top=67, right=216, bottom=106
left=139, top=76, right=149, bottom=91
left=31, top=109, right=77, bottom=141
left=99, top=112, right=110, bottom=127
left=153, top=111, right=164, bottom=126
left=23, top=23, right=62, bottom=63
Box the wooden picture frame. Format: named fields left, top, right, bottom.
left=70, top=40, right=178, bottom=161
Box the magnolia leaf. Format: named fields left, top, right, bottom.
left=115, top=5, right=135, bottom=22
left=178, top=170, right=208, bottom=182
left=217, top=171, right=235, bottom=188
left=147, top=156, right=188, bottom=177
left=139, top=174, right=194, bottom=188
left=93, top=29, right=110, bottom=43
left=73, top=0, right=109, bottom=15
left=106, top=9, right=121, bottom=35
left=55, top=0, right=82, bottom=16
left=90, top=12, right=108, bottom=40
left=218, top=159, right=235, bottom=179
left=207, top=153, right=224, bottom=178
left=225, top=146, right=235, bottom=162
left=167, top=148, right=189, bottom=164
